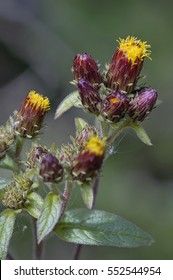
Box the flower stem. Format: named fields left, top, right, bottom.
left=106, top=121, right=130, bottom=144
left=15, top=136, right=24, bottom=158
left=72, top=175, right=100, bottom=259
left=60, top=180, right=73, bottom=219
left=33, top=218, right=43, bottom=260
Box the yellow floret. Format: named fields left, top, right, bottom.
left=84, top=136, right=105, bottom=156
left=25, top=91, right=50, bottom=111
left=109, top=97, right=120, bottom=104
left=118, top=36, right=151, bottom=65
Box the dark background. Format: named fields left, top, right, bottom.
left=0, top=0, right=173, bottom=259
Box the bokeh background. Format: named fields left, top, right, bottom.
left=0, top=0, right=173, bottom=260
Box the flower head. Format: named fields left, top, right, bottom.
left=73, top=53, right=102, bottom=85
left=106, top=36, right=151, bottom=93
left=128, top=88, right=157, bottom=121
left=101, top=90, right=130, bottom=122
left=75, top=125, right=99, bottom=151
left=14, top=90, right=50, bottom=138
left=77, top=78, right=102, bottom=114
left=70, top=136, right=105, bottom=182
left=2, top=173, right=33, bottom=209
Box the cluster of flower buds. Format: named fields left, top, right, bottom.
left=72, top=36, right=157, bottom=123
left=2, top=173, right=33, bottom=209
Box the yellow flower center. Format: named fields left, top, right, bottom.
left=118, top=36, right=151, bottom=65
left=84, top=136, right=105, bottom=156
left=25, top=91, right=50, bottom=111
left=109, top=97, right=120, bottom=104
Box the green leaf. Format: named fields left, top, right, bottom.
left=55, top=91, right=82, bottom=119
left=0, top=209, right=16, bottom=260
left=55, top=209, right=154, bottom=248
left=0, top=178, right=9, bottom=190
left=37, top=192, right=61, bottom=243
left=129, top=122, right=152, bottom=146
left=80, top=184, right=94, bottom=209
left=24, top=192, right=44, bottom=219
left=75, top=118, right=88, bottom=132
left=0, top=154, right=18, bottom=172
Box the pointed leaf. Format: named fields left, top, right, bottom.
left=24, top=192, right=44, bottom=219
left=0, top=209, right=16, bottom=260
left=80, top=184, right=94, bottom=209
left=129, top=122, right=152, bottom=146
left=75, top=118, right=88, bottom=133
left=0, top=154, right=18, bottom=171
left=54, top=209, right=154, bottom=248
left=37, top=192, right=61, bottom=243
left=55, top=91, right=82, bottom=119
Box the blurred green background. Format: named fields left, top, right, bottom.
left=0, top=0, right=173, bottom=260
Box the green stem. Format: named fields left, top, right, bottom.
left=106, top=121, right=130, bottom=144
left=33, top=218, right=43, bottom=260
left=15, top=136, right=24, bottom=159
left=60, top=180, right=73, bottom=217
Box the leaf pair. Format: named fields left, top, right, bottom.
left=36, top=192, right=154, bottom=248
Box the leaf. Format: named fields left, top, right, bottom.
left=24, top=192, right=44, bottom=219
left=0, top=178, right=9, bottom=190
left=37, top=192, right=61, bottom=243
left=54, top=209, right=154, bottom=248
left=55, top=91, right=82, bottom=119
left=129, top=122, right=152, bottom=146
left=0, top=154, right=18, bottom=171
left=75, top=118, right=88, bottom=132
left=80, top=184, right=94, bottom=209
left=0, top=209, right=16, bottom=260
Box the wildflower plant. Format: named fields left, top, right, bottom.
left=0, top=36, right=159, bottom=260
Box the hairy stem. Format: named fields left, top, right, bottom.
left=33, top=218, right=43, bottom=260
left=60, top=180, right=73, bottom=219
left=73, top=175, right=100, bottom=260
left=15, top=136, right=24, bottom=159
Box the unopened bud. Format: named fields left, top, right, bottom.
left=128, top=88, right=157, bottom=121
left=73, top=53, right=102, bottom=85
left=39, top=153, right=63, bottom=183
left=78, top=78, right=102, bottom=114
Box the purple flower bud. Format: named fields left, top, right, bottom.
left=78, top=78, right=102, bottom=114
left=128, top=88, right=158, bottom=121
left=39, top=153, right=63, bottom=183
left=73, top=53, right=102, bottom=85
left=101, top=91, right=130, bottom=122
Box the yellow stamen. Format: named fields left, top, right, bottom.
left=84, top=136, right=105, bottom=156
left=109, top=97, right=120, bottom=104
left=117, top=36, right=151, bottom=65
left=25, top=91, right=50, bottom=111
